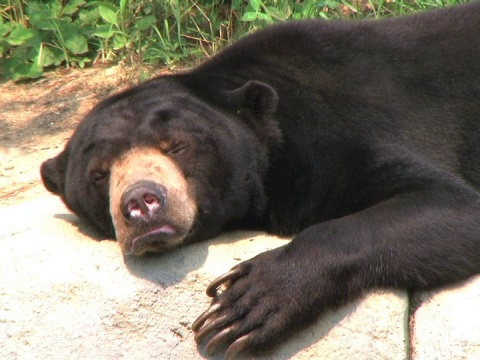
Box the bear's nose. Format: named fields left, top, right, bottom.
left=121, top=181, right=166, bottom=221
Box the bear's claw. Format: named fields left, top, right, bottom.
left=225, top=335, right=250, bottom=360
left=205, top=268, right=243, bottom=297
left=192, top=303, right=221, bottom=334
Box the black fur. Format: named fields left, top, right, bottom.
left=41, top=3, right=480, bottom=358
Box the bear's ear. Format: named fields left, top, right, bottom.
left=40, top=151, right=68, bottom=196
left=230, top=80, right=279, bottom=119
left=229, top=80, right=281, bottom=144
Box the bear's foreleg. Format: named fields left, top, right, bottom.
left=193, top=150, right=480, bottom=359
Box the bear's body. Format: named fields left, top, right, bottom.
left=41, top=4, right=480, bottom=358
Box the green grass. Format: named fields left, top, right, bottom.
left=0, top=0, right=471, bottom=81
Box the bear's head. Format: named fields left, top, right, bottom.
left=40, top=76, right=281, bottom=255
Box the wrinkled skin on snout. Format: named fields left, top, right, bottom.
left=40, top=77, right=280, bottom=255
left=109, top=147, right=197, bottom=255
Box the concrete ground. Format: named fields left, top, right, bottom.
left=1, top=187, right=479, bottom=359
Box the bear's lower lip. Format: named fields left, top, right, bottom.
left=130, top=224, right=176, bottom=250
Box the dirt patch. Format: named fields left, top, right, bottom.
left=0, top=66, right=163, bottom=206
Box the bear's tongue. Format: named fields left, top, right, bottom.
left=148, top=224, right=176, bottom=237
left=131, top=224, right=176, bottom=251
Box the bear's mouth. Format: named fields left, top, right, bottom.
left=130, top=224, right=177, bottom=254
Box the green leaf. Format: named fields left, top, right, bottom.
left=31, top=18, right=56, bottom=31
left=12, top=62, right=44, bottom=81
left=77, top=57, right=91, bottom=68
left=7, top=26, right=34, bottom=46
left=328, top=0, right=342, bottom=8
left=268, top=6, right=291, bottom=21
left=0, top=39, right=10, bottom=55
left=64, top=33, right=88, bottom=54
left=241, top=12, right=259, bottom=21
left=84, top=1, right=117, bottom=11
left=119, top=0, right=128, bottom=13
left=92, top=24, right=115, bottom=39
left=256, top=12, right=273, bottom=22
left=49, top=1, right=64, bottom=18
left=36, top=45, right=54, bottom=67
left=78, top=8, right=101, bottom=26
left=249, top=0, right=262, bottom=12
left=113, top=34, right=127, bottom=50
left=27, top=2, right=54, bottom=28
left=24, top=29, right=42, bottom=52
left=99, top=6, right=118, bottom=26
left=0, top=23, right=12, bottom=37
left=63, top=0, right=86, bottom=16
left=136, top=16, right=156, bottom=31
left=43, top=46, right=65, bottom=66
left=231, top=0, right=243, bottom=10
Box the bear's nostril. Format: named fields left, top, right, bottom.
left=121, top=181, right=166, bottom=221
left=144, top=193, right=161, bottom=212
left=127, top=199, right=143, bottom=219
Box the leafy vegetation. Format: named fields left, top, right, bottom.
left=0, top=0, right=470, bottom=81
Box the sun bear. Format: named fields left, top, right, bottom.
left=41, top=3, right=480, bottom=359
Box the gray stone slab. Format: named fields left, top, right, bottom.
left=0, top=192, right=409, bottom=359
left=411, top=276, right=480, bottom=360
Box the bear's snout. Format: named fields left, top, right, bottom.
left=109, top=147, right=197, bottom=255
left=121, top=181, right=166, bottom=221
